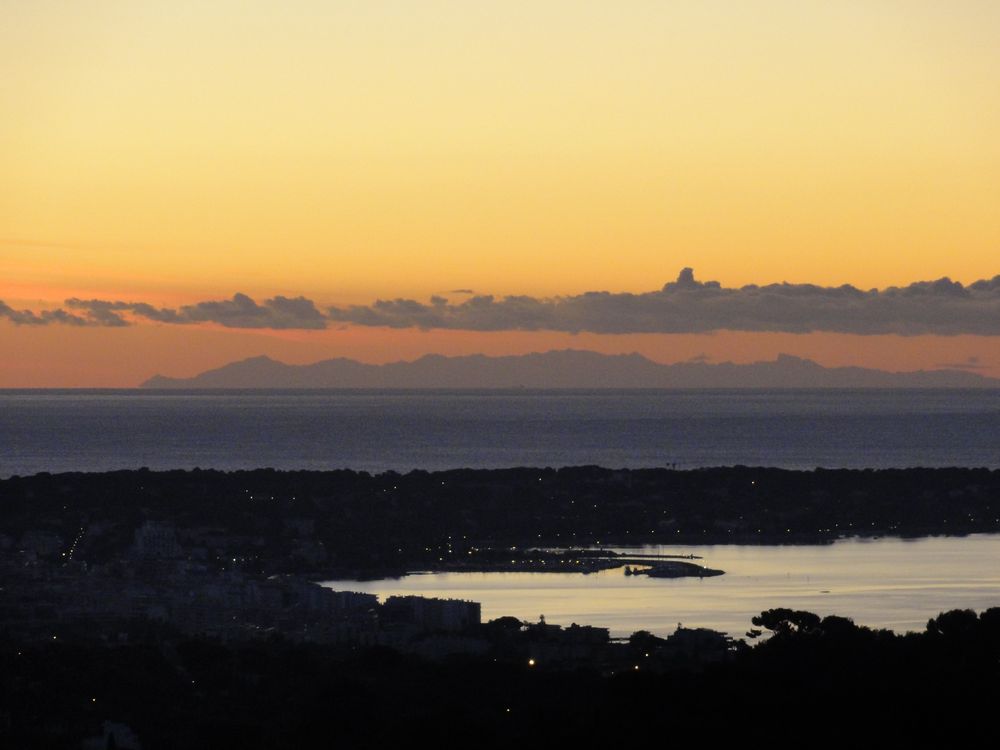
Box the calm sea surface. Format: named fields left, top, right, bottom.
left=322, top=536, right=1000, bottom=638
left=2, top=388, right=999, bottom=477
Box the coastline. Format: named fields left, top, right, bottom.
left=3, top=465, right=999, bottom=579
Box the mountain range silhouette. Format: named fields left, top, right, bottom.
left=141, top=350, right=1000, bottom=389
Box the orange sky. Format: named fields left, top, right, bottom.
left=2, top=1, right=999, bottom=385
left=4, top=322, right=998, bottom=387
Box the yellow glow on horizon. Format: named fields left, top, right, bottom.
left=4, top=2, right=1000, bottom=385
left=2, top=0, right=999, bottom=302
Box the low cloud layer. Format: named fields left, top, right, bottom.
left=3, top=269, right=1000, bottom=335
left=0, top=300, right=100, bottom=327
left=328, top=268, right=1000, bottom=336
left=1, top=294, right=326, bottom=330
left=64, top=294, right=327, bottom=330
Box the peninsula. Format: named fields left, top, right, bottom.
left=4, top=466, right=998, bottom=579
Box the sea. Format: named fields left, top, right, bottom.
left=2, top=388, right=999, bottom=477
left=4, top=388, right=999, bottom=636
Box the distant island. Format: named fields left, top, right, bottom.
left=141, top=350, right=1000, bottom=389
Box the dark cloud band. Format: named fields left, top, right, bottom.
left=0, top=294, right=326, bottom=330
left=0, top=300, right=100, bottom=327
left=327, top=268, right=1000, bottom=336
left=63, top=294, right=327, bottom=330
left=3, top=269, right=1000, bottom=334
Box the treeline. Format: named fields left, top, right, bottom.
left=2, top=466, right=999, bottom=573
left=2, top=607, right=999, bottom=747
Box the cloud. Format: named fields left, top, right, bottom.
left=2, top=293, right=327, bottom=330
left=4, top=269, right=1000, bottom=335
left=0, top=300, right=114, bottom=327
left=327, top=268, right=1000, bottom=336
left=65, top=293, right=328, bottom=329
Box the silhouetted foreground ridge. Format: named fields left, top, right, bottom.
left=2, top=607, right=999, bottom=747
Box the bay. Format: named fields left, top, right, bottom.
left=321, top=535, right=1000, bottom=639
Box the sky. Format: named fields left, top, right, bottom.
left=2, top=0, right=999, bottom=386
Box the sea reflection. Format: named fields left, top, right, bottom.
left=322, top=535, right=1000, bottom=638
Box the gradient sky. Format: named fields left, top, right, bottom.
left=2, top=1, right=999, bottom=385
